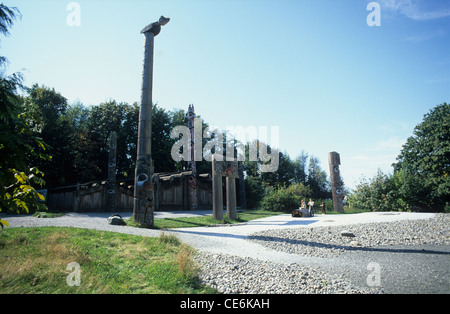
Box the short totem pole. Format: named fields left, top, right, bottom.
left=212, top=156, right=238, bottom=220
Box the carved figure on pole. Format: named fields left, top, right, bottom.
left=105, top=131, right=117, bottom=212
left=133, top=16, right=170, bottom=227
left=212, top=156, right=238, bottom=220
left=328, top=152, right=344, bottom=213
left=186, top=104, right=198, bottom=210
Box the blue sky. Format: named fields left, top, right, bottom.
left=2, top=0, right=449, bottom=189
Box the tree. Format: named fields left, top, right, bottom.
left=293, top=151, right=308, bottom=185
left=152, top=105, right=179, bottom=173
left=0, top=3, right=20, bottom=120
left=261, top=151, right=295, bottom=187
left=0, top=4, right=19, bottom=38
left=0, top=84, right=48, bottom=216
left=22, top=84, right=72, bottom=186
left=244, top=175, right=266, bottom=209
left=0, top=4, right=47, bottom=221
left=66, top=101, right=184, bottom=183
left=85, top=100, right=131, bottom=181
left=307, top=155, right=331, bottom=199
left=394, top=103, right=450, bottom=211
left=349, top=169, right=408, bottom=212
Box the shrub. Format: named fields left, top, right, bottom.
left=259, top=183, right=312, bottom=213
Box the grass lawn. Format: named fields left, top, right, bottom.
left=0, top=227, right=217, bottom=294
left=128, top=209, right=285, bottom=229
left=0, top=209, right=284, bottom=293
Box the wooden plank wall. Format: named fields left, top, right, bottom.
left=46, top=175, right=212, bottom=212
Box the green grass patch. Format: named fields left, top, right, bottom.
left=127, top=209, right=284, bottom=229
left=0, top=227, right=217, bottom=294
left=32, top=211, right=66, bottom=218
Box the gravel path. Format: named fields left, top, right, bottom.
left=192, top=213, right=449, bottom=294
left=2, top=211, right=449, bottom=294
left=248, top=213, right=450, bottom=258
left=194, top=252, right=384, bottom=294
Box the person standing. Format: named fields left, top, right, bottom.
left=321, top=200, right=326, bottom=214
left=308, top=199, right=315, bottom=217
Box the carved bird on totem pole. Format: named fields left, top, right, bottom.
left=141, top=16, right=170, bottom=36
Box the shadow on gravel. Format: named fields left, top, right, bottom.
left=248, top=235, right=450, bottom=256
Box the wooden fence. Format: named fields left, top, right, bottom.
left=45, top=171, right=213, bottom=212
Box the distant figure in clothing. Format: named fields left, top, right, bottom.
left=308, top=199, right=314, bottom=217
left=321, top=200, right=326, bottom=214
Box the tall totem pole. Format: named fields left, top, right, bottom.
left=105, top=131, right=117, bottom=212
left=328, top=151, right=344, bottom=213
left=133, top=16, right=170, bottom=227
left=186, top=104, right=198, bottom=210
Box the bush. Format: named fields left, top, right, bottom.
left=322, top=199, right=334, bottom=213
left=259, top=183, right=312, bottom=213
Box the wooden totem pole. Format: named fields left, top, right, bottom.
left=133, top=16, right=170, bottom=227
left=186, top=104, right=198, bottom=210
left=104, top=131, right=117, bottom=212
left=212, top=156, right=238, bottom=220
left=328, top=152, right=344, bottom=213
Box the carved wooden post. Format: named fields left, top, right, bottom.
left=74, top=183, right=81, bottom=213
left=225, top=161, right=238, bottom=219
left=328, top=152, right=344, bottom=213
left=133, top=17, right=170, bottom=227
left=212, top=156, right=238, bottom=220
left=187, top=104, right=198, bottom=210
left=105, top=131, right=117, bottom=212
left=212, top=155, right=224, bottom=220
left=226, top=177, right=237, bottom=220
left=238, top=161, right=247, bottom=209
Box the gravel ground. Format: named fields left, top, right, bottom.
left=193, top=214, right=449, bottom=294
left=194, top=252, right=384, bottom=294
left=248, top=213, right=450, bottom=258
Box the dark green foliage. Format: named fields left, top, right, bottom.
left=244, top=176, right=266, bottom=209
left=394, top=103, right=449, bottom=211
left=22, top=84, right=71, bottom=186
left=349, top=170, right=407, bottom=212
left=351, top=103, right=449, bottom=212
left=260, top=183, right=313, bottom=213
left=0, top=4, right=47, bottom=214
